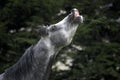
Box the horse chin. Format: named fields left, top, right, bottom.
left=73, top=16, right=83, bottom=24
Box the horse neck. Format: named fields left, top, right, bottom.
left=4, top=44, right=50, bottom=80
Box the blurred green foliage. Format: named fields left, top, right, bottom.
left=0, top=0, right=120, bottom=80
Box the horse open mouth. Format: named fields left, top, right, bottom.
left=74, top=8, right=80, bottom=18
left=70, top=8, right=83, bottom=23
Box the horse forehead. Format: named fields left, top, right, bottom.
left=55, top=17, right=69, bottom=26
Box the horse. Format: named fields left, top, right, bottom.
left=0, top=8, right=83, bottom=80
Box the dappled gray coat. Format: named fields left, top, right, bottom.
left=0, top=8, right=83, bottom=80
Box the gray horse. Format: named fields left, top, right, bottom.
left=0, top=8, right=83, bottom=80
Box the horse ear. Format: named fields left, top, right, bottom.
left=36, top=25, right=49, bottom=37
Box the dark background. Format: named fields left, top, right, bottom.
left=0, top=0, right=120, bottom=80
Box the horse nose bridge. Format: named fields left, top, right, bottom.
left=55, top=21, right=66, bottom=28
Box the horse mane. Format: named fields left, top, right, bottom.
left=4, top=45, right=35, bottom=80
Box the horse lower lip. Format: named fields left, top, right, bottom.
left=74, top=16, right=82, bottom=23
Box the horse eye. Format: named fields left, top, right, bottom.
left=51, top=25, right=56, bottom=31
left=53, top=25, right=56, bottom=28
